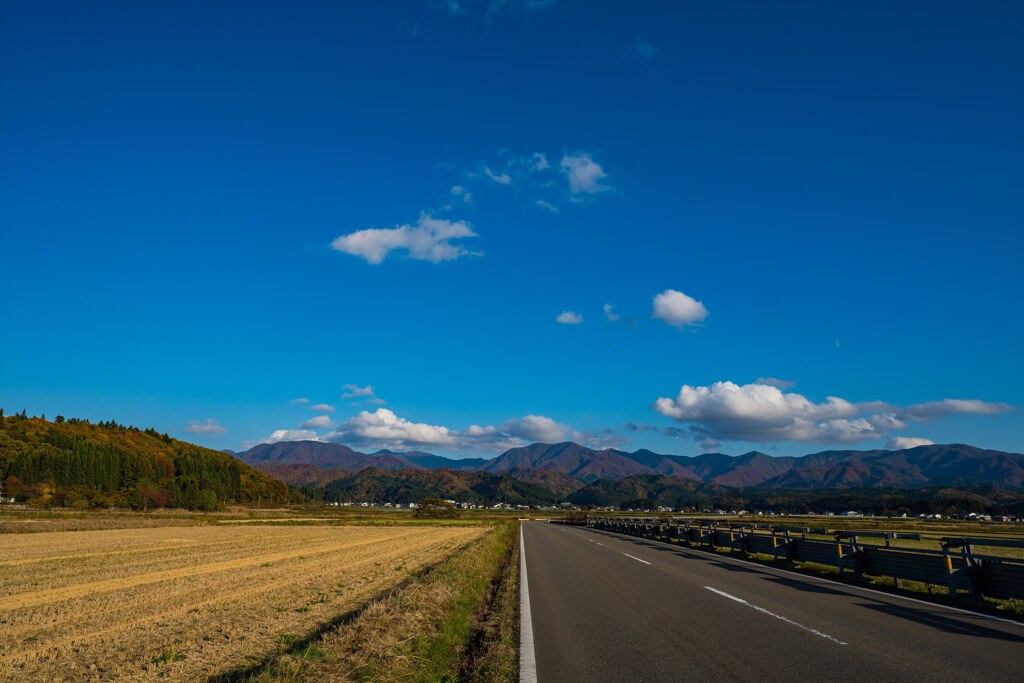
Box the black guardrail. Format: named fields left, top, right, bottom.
left=587, top=516, right=1024, bottom=602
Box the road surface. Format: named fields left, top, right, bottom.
left=520, top=521, right=1024, bottom=682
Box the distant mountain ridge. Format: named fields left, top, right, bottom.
left=234, top=440, right=1024, bottom=490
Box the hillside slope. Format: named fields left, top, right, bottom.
left=0, top=413, right=287, bottom=509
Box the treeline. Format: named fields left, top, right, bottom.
left=318, top=467, right=559, bottom=506
left=0, top=410, right=286, bottom=510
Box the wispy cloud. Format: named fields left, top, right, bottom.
left=556, top=310, right=583, bottom=325
left=290, top=397, right=309, bottom=404
left=341, top=384, right=376, bottom=399
left=440, top=0, right=556, bottom=17
left=310, top=403, right=335, bottom=413
left=603, top=303, right=620, bottom=322
left=183, top=419, right=226, bottom=436
left=625, top=40, right=658, bottom=60
left=450, top=185, right=473, bottom=203
left=446, top=149, right=614, bottom=213
left=755, top=377, right=796, bottom=390
left=561, top=153, right=609, bottom=194
left=484, top=166, right=512, bottom=185
left=900, top=399, right=1012, bottom=419
left=331, top=214, right=480, bottom=265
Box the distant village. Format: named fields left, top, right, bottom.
left=318, top=498, right=1022, bottom=522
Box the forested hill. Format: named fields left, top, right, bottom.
left=0, top=411, right=287, bottom=510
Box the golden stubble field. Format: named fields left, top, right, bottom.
left=0, top=524, right=486, bottom=681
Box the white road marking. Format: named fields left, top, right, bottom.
left=622, top=552, right=651, bottom=565
left=705, top=587, right=848, bottom=645
left=588, top=530, right=1024, bottom=628
left=520, top=524, right=538, bottom=683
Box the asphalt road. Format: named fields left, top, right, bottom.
left=521, top=521, right=1024, bottom=683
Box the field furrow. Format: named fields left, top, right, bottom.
left=0, top=524, right=486, bottom=682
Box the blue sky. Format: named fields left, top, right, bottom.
left=1, top=1, right=1021, bottom=457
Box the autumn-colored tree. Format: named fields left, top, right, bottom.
left=27, top=481, right=54, bottom=509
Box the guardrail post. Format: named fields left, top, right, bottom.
left=942, top=543, right=958, bottom=598
left=942, top=540, right=986, bottom=602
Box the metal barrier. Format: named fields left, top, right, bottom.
left=587, top=516, right=1024, bottom=602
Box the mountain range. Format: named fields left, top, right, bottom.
left=235, top=440, right=1024, bottom=490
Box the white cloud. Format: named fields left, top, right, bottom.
left=887, top=437, right=935, bottom=450
left=368, top=397, right=387, bottom=405
left=699, top=438, right=721, bottom=451
left=756, top=377, right=796, bottom=390
left=501, top=415, right=570, bottom=443
left=535, top=199, right=559, bottom=213
left=290, top=397, right=309, bottom=404
left=655, top=382, right=863, bottom=443
left=484, top=166, right=512, bottom=185
left=324, top=408, right=455, bottom=449
left=651, top=289, right=708, bottom=329
left=300, top=415, right=334, bottom=429
left=310, top=403, right=335, bottom=413
left=556, top=310, right=583, bottom=325
left=655, top=380, right=1012, bottom=445
left=450, top=185, right=472, bottom=203
left=313, top=408, right=582, bottom=453
left=900, top=399, right=1012, bottom=419
left=183, top=419, right=226, bottom=436
left=532, top=152, right=550, bottom=170
left=245, top=429, right=321, bottom=448
left=341, top=384, right=376, bottom=399
left=603, top=303, right=620, bottom=322
left=331, top=213, right=479, bottom=265
left=560, top=153, right=608, bottom=194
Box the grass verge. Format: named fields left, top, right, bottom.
left=247, top=520, right=519, bottom=682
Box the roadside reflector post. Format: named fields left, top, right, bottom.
left=941, top=538, right=958, bottom=598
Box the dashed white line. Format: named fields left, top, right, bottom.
left=622, top=552, right=652, bottom=565
left=704, top=587, right=848, bottom=645
left=598, top=530, right=1024, bottom=628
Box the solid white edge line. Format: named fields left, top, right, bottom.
left=588, top=529, right=1024, bottom=628
left=621, top=552, right=652, bottom=565
left=705, top=586, right=848, bottom=645
left=520, top=522, right=538, bottom=683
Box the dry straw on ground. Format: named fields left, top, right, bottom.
left=0, top=524, right=484, bottom=681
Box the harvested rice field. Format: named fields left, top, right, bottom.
left=0, top=524, right=486, bottom=681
